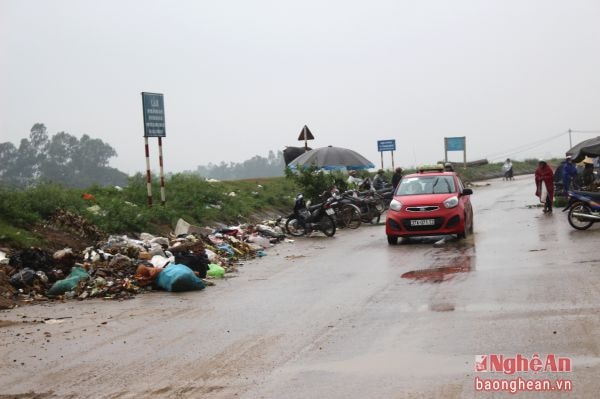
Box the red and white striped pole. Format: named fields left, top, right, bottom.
left=144, top=137, right=153, bottom=207
left=158, top=137, right=166, bottom=206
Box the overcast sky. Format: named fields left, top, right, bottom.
left=2, top=0, right=600, bottom=174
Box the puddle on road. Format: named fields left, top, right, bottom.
left=401, top=254, right=474, bottom=283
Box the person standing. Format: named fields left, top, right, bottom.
left=391, top=167, right=403, bottom=191
left=347, top=170, right=363, bottom=187
left=582, top=159, right=595, bottom=187
left=535, top=160, right=554, bottom=214
left=372, top=169, right=386, bottom=190
left=501, top=158, right=513, bottom=180
left=561, top=156, right=578, bottom=193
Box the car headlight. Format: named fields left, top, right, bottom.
left=390, top=199, right=402, bottom=211
left=443, top=196, right=459, bottom=209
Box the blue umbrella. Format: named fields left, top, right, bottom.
left=288, top=145, right=375, bottom=171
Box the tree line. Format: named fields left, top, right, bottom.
left=0, top=123, right=287, bottom=188
left=0, top=123, right=127, bottom=189
left=194, top=150, right=285, bottom=180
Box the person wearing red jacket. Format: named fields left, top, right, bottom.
left=535, top=160, right=554, bottom=213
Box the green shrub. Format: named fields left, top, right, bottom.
left=285, top=166, right=338, bottom=201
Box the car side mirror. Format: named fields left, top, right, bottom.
left=462, top=188, right=473, bottom=196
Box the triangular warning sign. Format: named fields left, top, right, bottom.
left=297, top=125, right=315, bottom=141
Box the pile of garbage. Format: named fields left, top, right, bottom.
left=0, top=218, right=287, bottom=309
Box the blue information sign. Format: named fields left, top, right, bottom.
left=142, top=92, right=166, bottom=137
left=377, top=139, right=396, bottom=152
left=446, top=137, right=465, bottom=151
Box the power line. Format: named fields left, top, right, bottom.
left=568, top=129, right=600, bottom=148
left=483, top=131, right=568, bottom=161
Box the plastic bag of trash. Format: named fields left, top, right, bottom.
left=134, top=264, right=162, bottom=286
left=156, top=264, right=205, bottom=292
left=255, top=224, right=284, bottom=238
left=247, top=235, right=271, bottom=249
left=217, top=244, right=235, bottom=256
left=0, top=250, right=8, bottom=265
left=151, top=255, right=172, bottom=269
left=174, top=252, right=208, bottom=278
left=10, top=268, right=37, bottom=288
left=205, top=249, right=218, bottom=263
left=207, top=263, right=225, bottom=278
left=47, top=266, right=90, bottom=296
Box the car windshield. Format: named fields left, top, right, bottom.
left=396, top=175, right=456, bottom=195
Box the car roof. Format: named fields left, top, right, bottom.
left=404, top=171, right=457, bottom=178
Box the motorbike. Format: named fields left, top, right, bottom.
left=373, top=185, right=394, bottom=210
left=322, top=190, right=362, bottom=229
left=563, top=189, right=600, bottom=230
left=344, top=189, right=386, bottom=224
left=285, top=194, right=337, bottom=237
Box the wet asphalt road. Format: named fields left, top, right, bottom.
left=1, top=175, right=600, bottom=398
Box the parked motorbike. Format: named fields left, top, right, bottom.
left=344, top=190, right=385, bottom=224
left=373, top=185, right=394, bottom=210
left=563, top=189, right=600, bottom=230
left=322, top=190, right=362, bottom=229
left=285, top=194, right=337, bottom=237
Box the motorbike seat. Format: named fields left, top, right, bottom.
left=308, top=203, right=322, bottom=212
left=572, top=190, right=600, bottom=201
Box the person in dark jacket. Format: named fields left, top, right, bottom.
left=391, top=167, right=403, bottom=191
left=582, top=160, right=595, bottom=187
left=372, top=169, right=386, bottom=190
left=561, top=156, right=578, bottom=193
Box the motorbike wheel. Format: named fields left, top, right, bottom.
left=319, top=215, right=337, bottom=237
left=358, top=204, right=380, bottom=224
left=369, top=205, right=382, bottom=224
left=285, top=217, right=306, bottom=236
left=568, top=203, right=595, bottom=230
left=340, top=204, right=362, bottom=229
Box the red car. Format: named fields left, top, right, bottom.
left=385, top=167, right=473, bottom=244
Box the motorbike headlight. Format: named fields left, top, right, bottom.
left=390, top=199, right=402, bottom=211
left=443, top=196, right=459, bottom=209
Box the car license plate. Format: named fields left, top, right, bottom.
left=410, top=219, right=435, bottom=226
left=325, top=208, right=335, bottom=215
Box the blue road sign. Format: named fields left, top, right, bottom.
left=378, top=139, right=396, bottom=152
left=446, top=137, right=465, bottom=151
left=142, top=92, right=166, bottom=137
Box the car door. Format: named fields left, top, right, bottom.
left=456, top=176, right=473, bottom=228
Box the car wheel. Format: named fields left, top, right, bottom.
left=387, top=235, right=398, bottom=245
left=457, top=214, right=469, bottom=239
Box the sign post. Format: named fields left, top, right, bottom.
left=297, top=125, right=315, bottom=152
left=444, top=136, right=466, bottom=169
left=377, top=139, right=396, bottom=170
left=142, top=92, right=167, bottom=206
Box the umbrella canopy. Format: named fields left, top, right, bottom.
left=566, top=136, right=600, bottom=162
left=288, top=145, right=375, bottom=171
